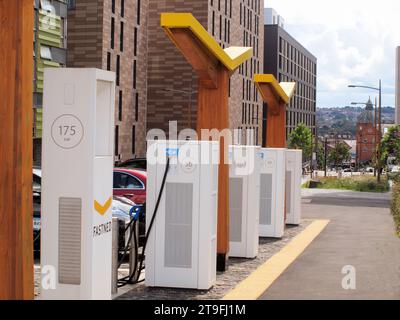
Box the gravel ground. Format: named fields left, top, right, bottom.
left=117, top=219, right=312, bottom=300
left=34, top=219, right=311, bottom=300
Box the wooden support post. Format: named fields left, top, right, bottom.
left=254, top=75, right=296, bottom=149
left=0, top=0, right=34, bottom=300
left=161, top=13, right=252, bottom=271
left=254, top=74, right=296, bottom=224
left=197, top=67, right=230, bottom=270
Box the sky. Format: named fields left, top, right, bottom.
left=265, top=0, right=400, bottom=108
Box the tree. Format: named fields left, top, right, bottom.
left=288, top=123, right=312, bottom=162
left=380, top=125, right=400, bottom=167
left=315, top=140, right=325, bottom=169
left=328, top=141, right=351, bottom=169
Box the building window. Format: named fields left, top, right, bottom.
left=67, top=0, right=76, bottom=10
left=118, top=90, right=123, bottom=121
left=212, top=11, right=215, bottom=36
left=121, top=0, right=124, bottom=17
left=116, top=55, right=120, bottom=86
left=133, top=60, right=137, bottom=89
left=132, top=125, right=136, bottom=155
left=115, top=125, right=119, bottom=156
left=107, top=52, right=111, bottom=70
left=219, top=15, right=222, bottom=40
left=224, top=18, right=227, bottom=42
left=135, top=93, right=139, bottom=122
left=111, top=18, right=115, bottom=49
left=137, top=0, right=141, bottom=25
left=112, top=0, right=115, bottom=14
left=228, top=20, right=230, bottom=43
left=240, top=3, right=242, bottom=25
left=120, top=22, right=124, bottom=52
left=134, top=27, right=138, bottom=56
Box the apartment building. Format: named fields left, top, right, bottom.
left=263, top=9, right=317, bottom=142
left=146, top=0, right=264, bottom=146
left=67, top=0, right=148, bottom=162
left=33, top=0, right=69, bottom=165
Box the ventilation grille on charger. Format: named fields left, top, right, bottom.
left=286, top=171, right=292, bottom=214
left=58, top=197, right=82, bottom=285
left=229, top=177, right=243, bottom=242
left=260, top=173, right=273, bottom=225
left=165, top=183, right=193, bottom=268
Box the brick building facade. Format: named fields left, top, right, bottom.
left=356, top=99, right=379, bottom=164
left=67, top=0, right=148, bottom=162
left=146, top=0, right=264, bottom=146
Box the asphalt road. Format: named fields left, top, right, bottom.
left=260, top=189, right=400, bottom=300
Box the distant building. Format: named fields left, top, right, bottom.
left=356, top=98, right=379, bottom=164
left=343, top=140, right=357, bottom=164
left=264, top=8, right=284, bottom=28
left=381, top=123, right=396, bottom=136
left=263, top=8, right=317, bottom=145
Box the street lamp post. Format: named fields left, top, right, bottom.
left=348, top=81, right=382, bottom=183
left=324, top=136, right=328, bottom=177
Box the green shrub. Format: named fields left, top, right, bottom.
left=307, top=176, right=389, bottom=193
left=391, top=182, right=400, bottom=237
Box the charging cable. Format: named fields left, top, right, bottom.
left=117, top=157, right=170, bottom=287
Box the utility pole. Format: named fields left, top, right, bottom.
left=374, top=97, right=377, bottom=177
left=0, top=0, right=34, bottom=299
left=377, top=80, right=382, bottom=183
left=324, top=137, right=328, bottom=177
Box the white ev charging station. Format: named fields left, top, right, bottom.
left=228, top=146, right=260, bottom=258
left=285, top=149, right=302, bottom=225
left=41, top=69, right=115, bottom=299
left=258, top=148, right=286, bottom=238
left=146, top=140, right=219, bottom=290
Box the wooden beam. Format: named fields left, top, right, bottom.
left=197, top=66, right=230, bottom=269
left=169, top=29, right=219, bottom=88
left=0, top=0, right=34, bottom=300
left=266, top=101, right=287, bottom=148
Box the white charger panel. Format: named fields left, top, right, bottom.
left=41, top=69, right=115, bottom=299
left=286, top=149, right=302, bottom=225
left=258, top=148, right=286, bottom=238
left=146, top=140, right=219, bottom=290
left=228, top=146, right=260, bottom=258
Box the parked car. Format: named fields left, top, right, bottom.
left=113, top=168, right=147, bottom=204
left=32, top=168, right=144, bottom=252
left=117, top=158, right=147, bottom=170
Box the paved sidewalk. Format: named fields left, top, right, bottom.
left=260, top=189, right=400, bottom=300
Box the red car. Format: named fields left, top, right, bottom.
left=113, top=168, right=147, bottom=204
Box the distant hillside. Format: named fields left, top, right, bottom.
left=317, top=106, right=395, bottom=138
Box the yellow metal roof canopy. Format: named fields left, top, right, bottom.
left=254, top=74, right=296, bottom=104
left=161, top=13, right=253, bottom=72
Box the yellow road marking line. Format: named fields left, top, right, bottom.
left=222, top=219, right=330, bottom=300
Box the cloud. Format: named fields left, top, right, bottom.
left=265, top=0, right=399, bottom=108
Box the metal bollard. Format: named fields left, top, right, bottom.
left=112, top=217, right=119, bottom=294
